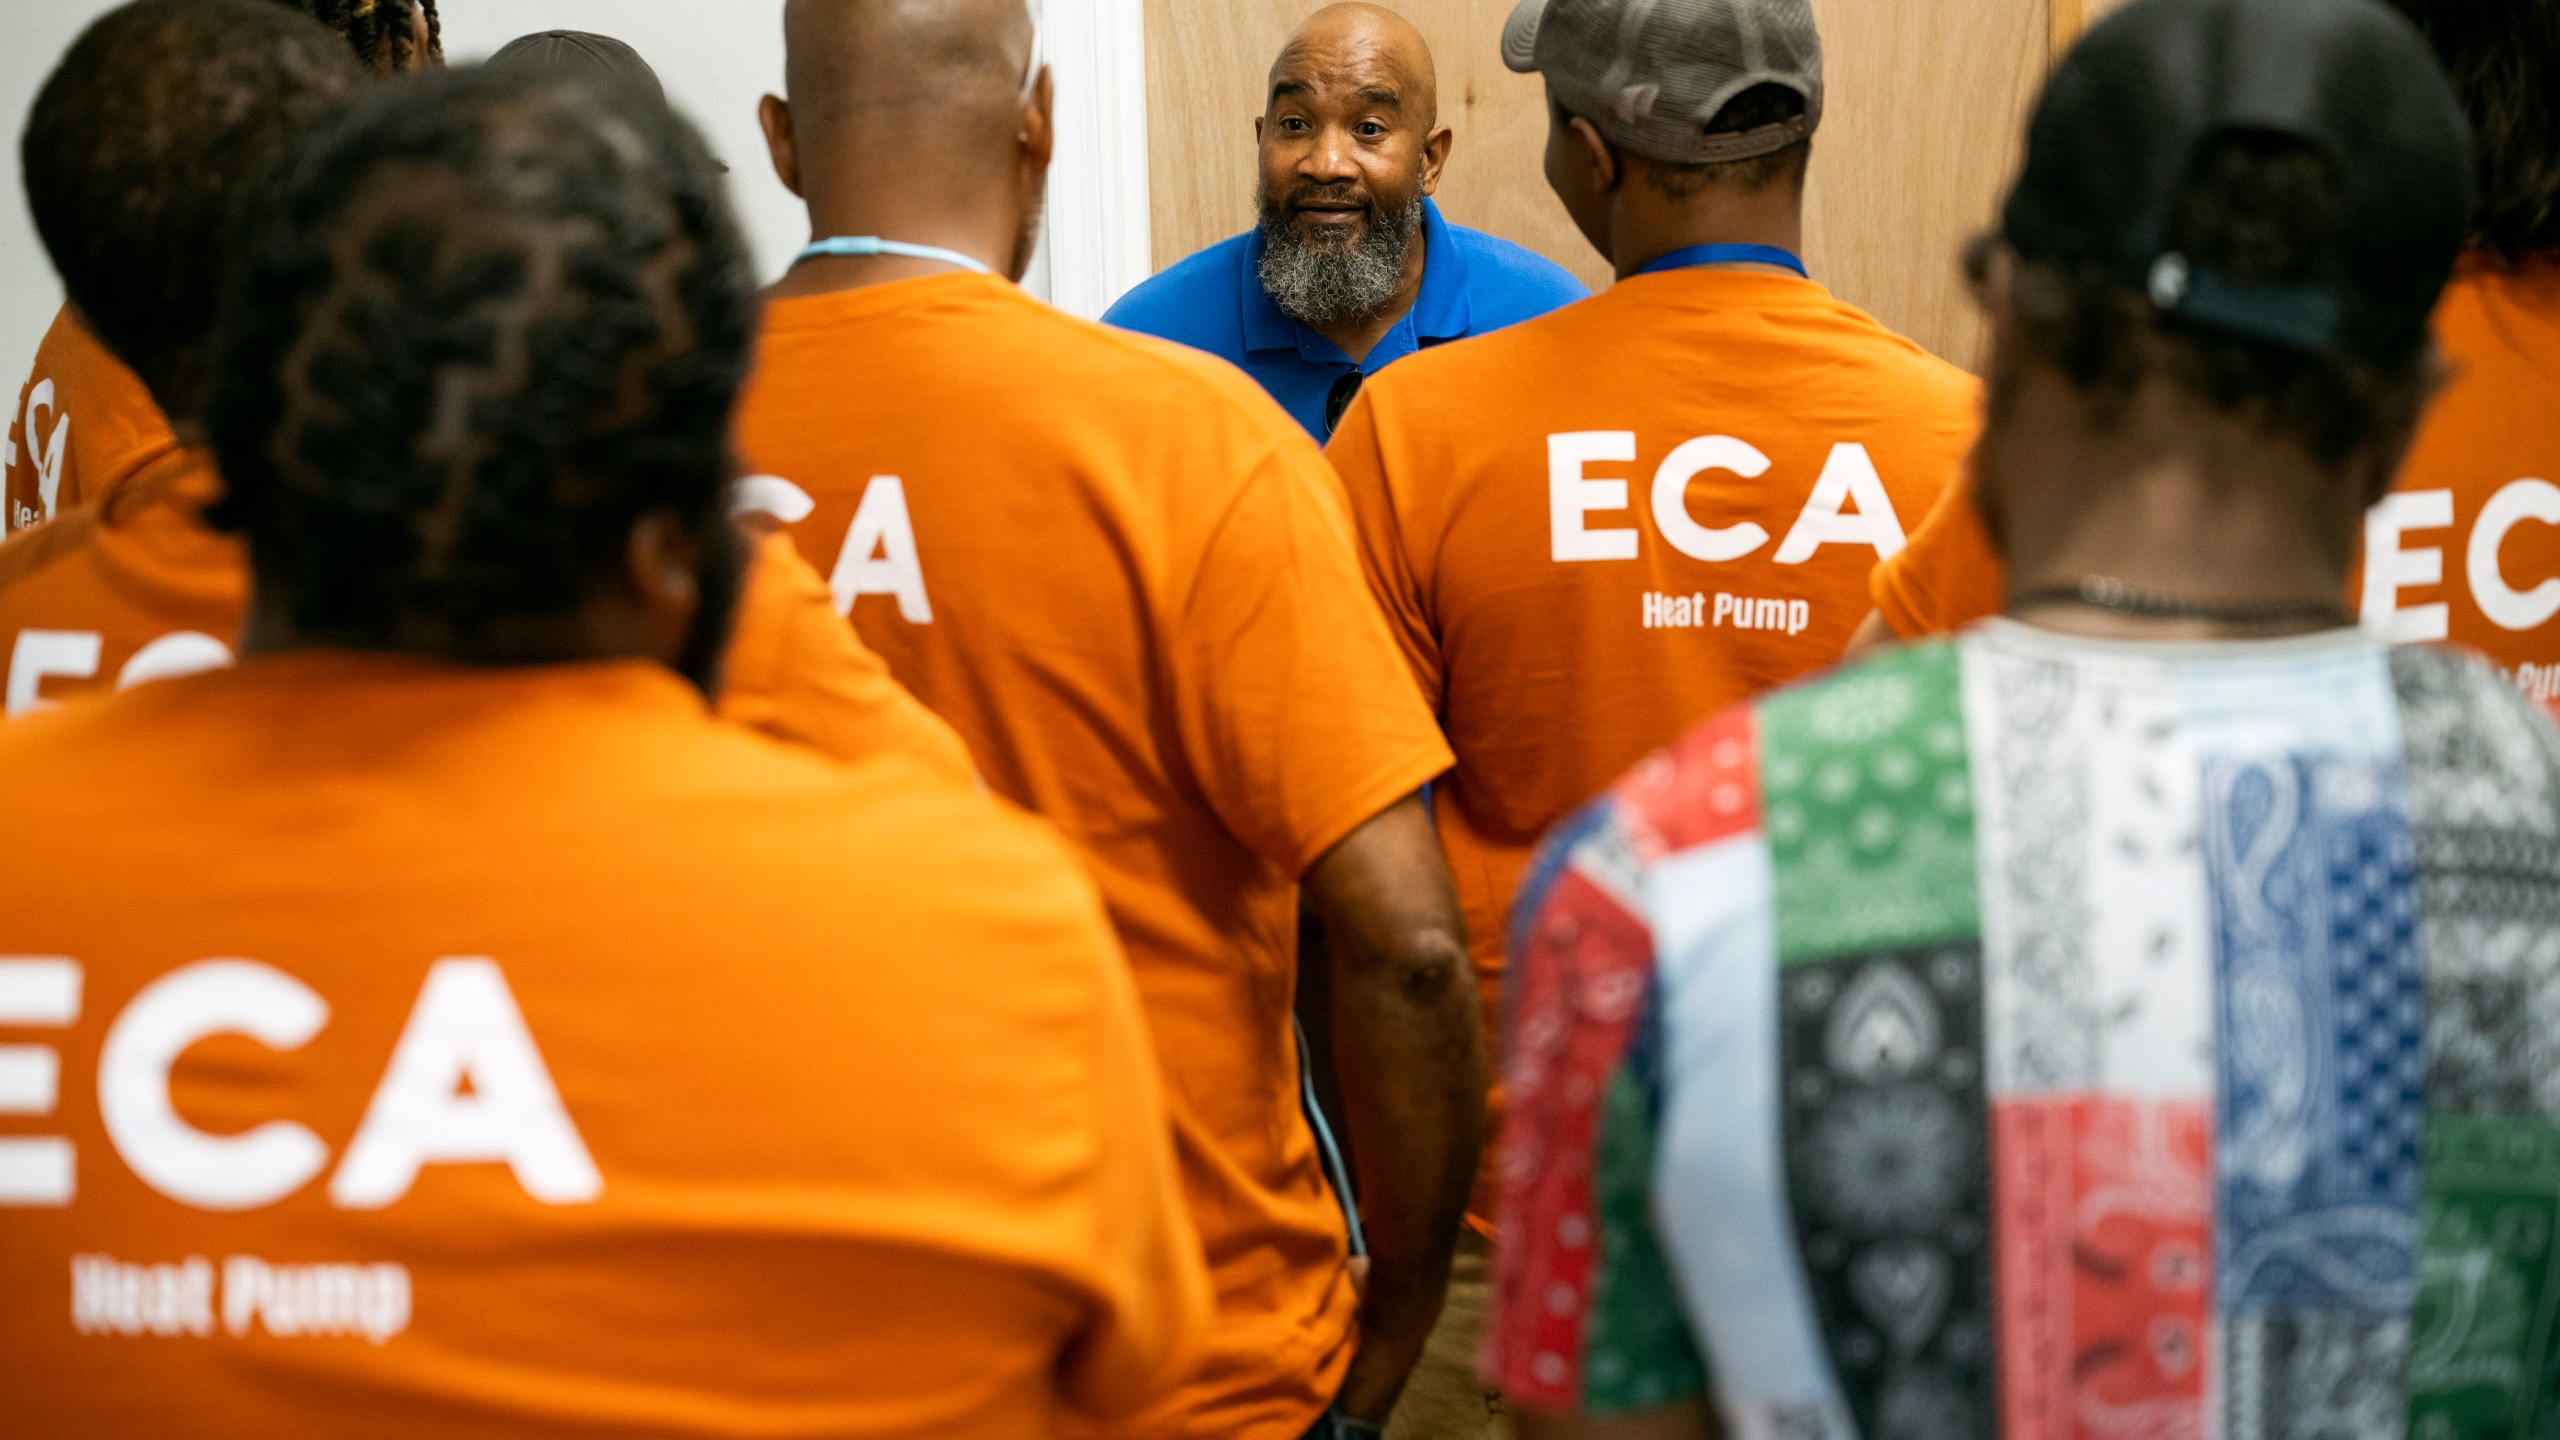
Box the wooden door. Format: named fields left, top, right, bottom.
left=1141, top=0, right=2056, bottom=367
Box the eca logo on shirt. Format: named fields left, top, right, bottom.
left=2363, top=480, right=2560, bottom=639
left=735, top=473, right=932, bottom=624
left=1546, top=432, right=1909, bottom=566
left=0, top=955, right=600, bottom=1212
left=7, top=629, right=234, bottom=717
left=11, top=377, right=72, bottom=531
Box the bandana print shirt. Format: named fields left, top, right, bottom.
left=1490, top=620, right=2560, bottom=1440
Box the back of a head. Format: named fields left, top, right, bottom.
left=2381, top=0, right=2560, bottom=263
left=1994, top=0, right=2473, bottom=467
left=781, top=0, right=1036, bottom=169
left=205, top=65, right=756, bottom=659
left=20, top=0, right=362, bottom=417
left=272, top=0, right=443, bottom=75
left=488, top=30, right=668, bottom=109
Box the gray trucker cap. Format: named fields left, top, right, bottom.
left=1502, top=0, right=1823, bottom=164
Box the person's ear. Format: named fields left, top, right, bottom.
left=1020, top=65, right=1056, bottom=174
left=1420, top=123, right=1453, bottom=196
left=625, top=509, right=705, bottom=667
left=1569, top=115, right=1619, bottom=192
left=758, top=93, right=804, bottom=199
left=1970, top=238, right=2022, bottom=373
left=1004, top=67, right=1057, bottom=284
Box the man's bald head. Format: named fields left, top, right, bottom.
left=1270, top=2, right=1437, bottom=131
left=781, top=0, right=1034, bottom=143
left=762, top=0, right=1051, bottom=285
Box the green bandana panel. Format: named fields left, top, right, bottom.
left=1581, top=1063, right=1709, bottom=1412
left=1758, top=642, right=1979, bottom=964
left=2409, top=1114, right=2560, bottom=1438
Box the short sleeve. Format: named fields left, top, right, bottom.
left=1058, top=911, right=1215, bottom=1418
left=1869, top=467, right=2006, bottom=639
left=1324, top=387, right=1445, bottom=708
left=717, top=530, right=979, bottom=784
left=1487, top=799, right=1709, bottom=1416
left=1168, top=443, right=1453, bottom=876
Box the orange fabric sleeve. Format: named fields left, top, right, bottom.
left=717, top=529, right=978, bottom=782
left=1170, top=445, right=1454, bottom=878
left=1323, top=389, right=1444, bottom=709
left=1058, top=890, right=1215, bottom=1419
left=5, top=308, right=176, bottom=532
left=1870, top=466, right=2008, bottom=638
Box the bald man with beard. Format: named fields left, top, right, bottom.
left=1106, top=3, right=1583, bottom=440
left=739, top=3, right=1486, bottom=1438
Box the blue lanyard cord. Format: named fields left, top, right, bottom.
left=793, top=236, right=993, bottom=274
left=1633, top=242, right=1809, bottom=278
left=1294, top=1015, right=1368, bottom=1258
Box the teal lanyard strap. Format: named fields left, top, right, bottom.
left=793, top=236, right=993, bottom=274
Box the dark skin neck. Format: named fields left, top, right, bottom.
left=1545, top=108, right=1806, bottom=282
left=755, top=70, right=1052, bottom=301
left=241, top=508, right=712, bottom=667
left=1605, top=164, right=1804, bottom=280
left=1304, top=225, right=1426, bottom=361
left=1981, top=363, right=2381, bottom=641
left=763, top=210, right=1014, bottom=300
left=760, top=153, right=1027, bottom=299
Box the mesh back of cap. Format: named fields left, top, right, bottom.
left=1508, top=0, right=1823, bottom=164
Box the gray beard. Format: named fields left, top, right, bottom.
left=1254, top=191, right=1423, bottom=327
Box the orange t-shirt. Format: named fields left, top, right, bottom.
left=4, top=306, right=175, bottom=533
left=1325, top=265, right=1979, bottom=1222
left=0, top=446, right=974, bottom=780
left=0, top=652, right=1207, bottom=1436
left=1870, top=259, right=2560, bottom=716
left=735, top=272, right=1455, bottom=1440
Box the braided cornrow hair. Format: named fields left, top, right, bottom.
left=205, top=66, right=756, bottom=662
left=274, top=0, right=441, bottom=75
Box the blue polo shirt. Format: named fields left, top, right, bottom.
left=1102, top=198, right=1588, bottom=439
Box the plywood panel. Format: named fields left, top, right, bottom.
left=1141, top=0, right=2051, bottom=368
left=1799, top=0, right=2047, bottom=365
left=2052, top=0, right=2140, bottom=52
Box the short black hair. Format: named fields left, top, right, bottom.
left=204, top=66, right=757, bottom=659
left=1645, top=84, right=1813, bottom=197
left=2382, top=0, right=2559, bottom=263
left=1985, top=131, right=2433, bottom=468
left=273, top=0, right=441, bottom=75
left=20, top=0, right=361, bottom=415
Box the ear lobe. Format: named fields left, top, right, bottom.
left=1422, top=125, right=1453, bottom=194
left=1020, top=66, right=1057, bottom=168
left=758, top=94, right=804, bottom=199
left=626, top=511, right=702, bottom=616
left=1570, top=116, right=1618, bottom=191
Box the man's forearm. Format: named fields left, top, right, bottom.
left=1303, top=794, right=1488, bottom=1420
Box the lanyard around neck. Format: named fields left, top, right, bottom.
left=793, top=236, right=993, bottom=274
left=1632, top=243, right=1808, bottom=278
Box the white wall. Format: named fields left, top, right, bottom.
left=438, top=1, right=814, bottom=281
left=0, top=0, right=822, bottom=391
left=0, top=2, right=120, bottom=390
left=0, top=0, right=1151, bottom=391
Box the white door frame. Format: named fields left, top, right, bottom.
left=1039, top=0, right=1153, bottom=318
